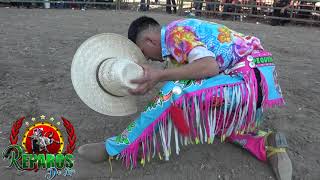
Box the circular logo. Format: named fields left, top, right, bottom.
left=22, top=122, right=64, bottom=154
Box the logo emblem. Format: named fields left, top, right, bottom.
left=2, top=115, right=77, bottom=179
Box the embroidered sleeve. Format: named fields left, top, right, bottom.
left=188, top=46, right=216, bottom=63
left=165, top=26, right=205, bottom=64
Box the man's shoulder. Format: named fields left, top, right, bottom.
left=171, top=18, right=210, bottom=25
left=167, top=18, right=222, bottom=30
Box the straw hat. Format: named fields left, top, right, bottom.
left=71, top=33, right=146, bottom=116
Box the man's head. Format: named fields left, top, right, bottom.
left=128, top=16, right=163, bottom=62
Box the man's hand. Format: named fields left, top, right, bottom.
left=129, top=64, right=162, bottom=95
left=129, top=57, right=219, bottom=95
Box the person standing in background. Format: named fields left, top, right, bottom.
left=166, top=0, right=177, bottom=14
left=271, top=0, right=292, bottom=26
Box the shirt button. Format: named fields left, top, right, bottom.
left=249, top=62, right=256, bottom=68
left=247, top=55, right=253, bottom=62
left=172, top=86, right=182, bottom=95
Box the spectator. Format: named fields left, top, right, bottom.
left=205, top=0, right=219, bottom=17
left=140, top=0, right=150, bottom=11
left=205, top=0, right=215, bottom=12
left=194, top=0, right=203, bottom=16
left=296, top=0, right=313, bottom=19
left=79, top=0, right=86, bottom=10
left=166, top=0, right=177, bottom=14
left=250, top=0, right=258, bottom=15
left=10, top=2, right=20, bottom=8
left=222, top=0, right=234, bottom=19
left=270, top=0, right=291, bottom=26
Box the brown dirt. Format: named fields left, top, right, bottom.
left=0, top=8, right=319, bottom=180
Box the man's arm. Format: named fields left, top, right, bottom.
left=158, top=56, right=219, bottom=81
left=129, top=57, right=219, bottom=95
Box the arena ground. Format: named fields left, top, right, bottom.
left=0, top=8, right=319, bottom=180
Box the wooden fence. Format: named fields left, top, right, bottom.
left=1, top=0, right=319, bottom=24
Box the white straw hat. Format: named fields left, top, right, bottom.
left=71, top=33, right=146, bottom=116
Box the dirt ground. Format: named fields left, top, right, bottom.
left=0, top=8, right=319, bottom=180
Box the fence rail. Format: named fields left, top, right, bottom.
left=1, top=0, right=319, bottom=24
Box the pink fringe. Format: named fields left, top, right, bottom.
left=118, top=75, right=283, bottom=168
left=120, top=112, right=168, bottom=169
left=263, top=98, right=285, bottom=108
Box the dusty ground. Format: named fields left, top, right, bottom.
left=0, top=8, right=319, bottom=180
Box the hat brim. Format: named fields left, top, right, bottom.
left=71, top=33, right=146, bottom=116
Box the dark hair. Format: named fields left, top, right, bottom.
left=128, top=16, right=160, bottom=44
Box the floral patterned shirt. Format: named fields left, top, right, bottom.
left=161, top=19, right=264, bottom=71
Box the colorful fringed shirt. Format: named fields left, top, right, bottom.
left=161, top=18, right=264, bottom=70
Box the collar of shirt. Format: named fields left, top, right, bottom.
left=161, top=25, right=171, bottom=59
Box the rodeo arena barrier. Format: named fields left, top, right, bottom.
left=0, top=0, right=319, bottom=25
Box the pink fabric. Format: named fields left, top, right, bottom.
left=227, top=132, right=267, bottom=162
